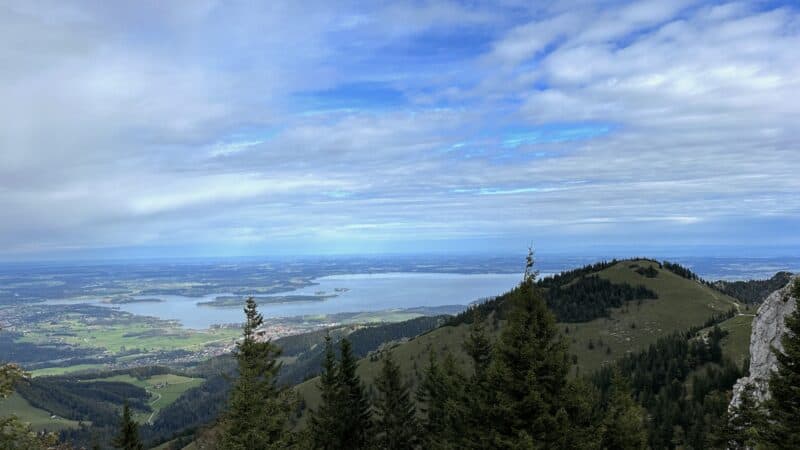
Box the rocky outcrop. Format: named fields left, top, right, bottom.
left=730, top=274, right=798, bottom=407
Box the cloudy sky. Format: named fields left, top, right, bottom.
left=2, top=0, right=799, bottom=260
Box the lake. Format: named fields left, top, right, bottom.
left=47, top=272, right=522, bottom=329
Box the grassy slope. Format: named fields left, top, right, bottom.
left=566, top=260, right=738, bottom=371
left=93, top=373, right=205, bottom=423
left=709, top=313, right=753, bottom=366
left=30, top=363, right=110, bottom=377
left=295, top=260, right=743, bottom=417
left=1, top=392, right=81, bottom=432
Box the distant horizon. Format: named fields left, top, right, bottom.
left=3, top=246, right=798, bottom=265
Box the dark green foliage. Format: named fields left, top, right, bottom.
left=635, top=265, right=659, bottom=278
left=111, top=402, right=143, bottom=450
left=446, top=293, right=513, bottom=327
left=218, top=298, right=292, bottom=450
left=142, top=373, right=231, bottom=445
left=336, top=338, right=372, bottom=449
left=416, top=353, right=466, bottom=449
left=761, top=279, right=800, bottom=448
left=17, top=378, right=150, bottom=427
left=461, top=313, right=495, bottom=448
left=374, top=353, right=419, bottom=449
left=280, top=315, right=447, bottom=385
left=448, top=259, right=659, bottom=327
left=600, top=371, right=647, bottom=450
left=420, top=254, right=606, bottom=449
left=308, top=335, right=341, bottom=449
left=715, top=383, right=765, bottom=449
left=662, top=261, right=699, bottom=280
left=484, top=270, right=574, bottom=447
left=463, top=310, right=492, bottom=379
left=592, top=317, right=743, bottom=449
left=447, top=259, right=622, bottom=328
left=544, top=275, right=658, bottom=322
left=537, top=260, right=622, bottom=288
left=714, top=271, right=794, bottom=304
left=308, top=337, right=372, bottom=449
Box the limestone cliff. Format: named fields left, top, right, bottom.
left=730, top=274, right=798, bottom=407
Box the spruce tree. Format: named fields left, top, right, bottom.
left=717, top=383, right=764, bottom=450
left=762, top=279, right=800, bottom=448
left=336, top=338, right=372, bottom=449
left=462, top=311, right=493, bottom=447
left=416, top=351, right=454, bottom=448
left=463, top=310, right=492, bottom=379
left=484, top=250, right=572, bottom=448
left=219, top=298, right=292, bottom=450
left=111, top=402, right=144, bottom=450
left=600, top=371, right=647, bottom=450
left=309, top=334, right=342, bottom=449
left=374, top=352, right=419, bottom=449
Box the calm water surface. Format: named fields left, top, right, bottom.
left=47, top=272, right=522, bottom=329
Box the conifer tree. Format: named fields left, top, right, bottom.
left=484, top=249, right=572, bottom=448
left=416, top=352, right=444, bottom=436
left=374, top=352, right=419, bottom=449
left=337, top=338, right=372, bottom=449
left=463, top=310, right=492, bottom=380
left=219, top=298, right=292, bottom=450
left=717, top=383, right=764, bottom=450
left=462, top=310, right=493, bottom=447
left=111, top=402, right=143, bottom=450
left=309, top=334, right=342, bottom=449
left=416, top=352, right=465, bottom=448
left=762, top=279, right=800, bottom=448
left=600, top=371, right=647, bottom=450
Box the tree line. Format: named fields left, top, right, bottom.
left=544, top=275, right=657, bottom=322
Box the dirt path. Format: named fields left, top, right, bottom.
left=147, top=392, right=162, bottom=424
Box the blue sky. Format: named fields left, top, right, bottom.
left=1, top=0, right=799, bottom=260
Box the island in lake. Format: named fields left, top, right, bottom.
left=198, top=294, right=336, bottom=308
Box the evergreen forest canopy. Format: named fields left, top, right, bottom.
left=1, top=256, right=798, bottom=449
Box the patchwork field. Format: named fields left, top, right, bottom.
left=17, top=318, right=240, bottom=354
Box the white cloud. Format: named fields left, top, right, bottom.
left=1, top=0, right=799, bottom=257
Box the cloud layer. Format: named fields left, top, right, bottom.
left=2, top=0, right=799, bottom=258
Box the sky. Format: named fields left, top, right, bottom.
left=1, top=0, right=799, bottom=260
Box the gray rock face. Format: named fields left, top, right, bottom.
left=730, top=275, right=798, bottom=408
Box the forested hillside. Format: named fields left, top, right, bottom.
left=713, top=271, right=794, bottom=304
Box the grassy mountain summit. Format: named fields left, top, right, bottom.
left=295, top=259, right=745, bottom=416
